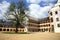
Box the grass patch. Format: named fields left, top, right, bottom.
left=2, top=32, right=30, bottom=34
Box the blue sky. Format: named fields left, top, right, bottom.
left=0, top=0, right=58, bottom=19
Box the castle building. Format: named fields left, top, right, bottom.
left=0, top=0, right=60, bottom=33
left=39, top=17, right=51, bottom=32
left=28, top=17, right=52, bottom=32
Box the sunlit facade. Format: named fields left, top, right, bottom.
left=49, top=0, right=60, bottom=33
left=28, top=17, right=53, bottom=32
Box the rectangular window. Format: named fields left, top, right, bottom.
left=56, top=18, right=59, bottom=21
left=58, top=23, right=60, bottom=27
left=51, top=17, right=53, bottom=22
left=52, top=25, right=54, bottom=32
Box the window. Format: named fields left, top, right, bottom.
left=3, top=29, right=6, bottom=31
left=52, top=25, right=54, bottom=27
left=59, top=5, right=60, bottom=7
left=49, top=24, right=50, bottom=26
left=55, top=11, right=58, bottom=14
left=10, top=29, right=12, bottom=31
left=50, top=12, right=52, bottom=16
left=52, top=25, right=54, bottom=32
left=58, top=23, right=60, bottom=27
left=7, top=29, right=9, bottom=31
left=38, top=29, right=40, bottom=31
left=51, top=17, right=53, bottom=22
left=56, top=18, right=59, bottom=21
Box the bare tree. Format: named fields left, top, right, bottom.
left=4, top=0, right=29, bottom=33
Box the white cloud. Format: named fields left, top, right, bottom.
left=26, top=0, right=41, bottom=3
left=29, top=4, right=40, bottom=11
left=38, top=6, right=52, bottom=18
left=0, top=0, right=57, bottom=19
left=0, top=1, right=10, bottom=19
left=0, top=14, right=3, bottom=19
left=28, top=4, right=52, bottom=18
left=27, top=0, right=57, bottom=18
left=26, top=0, right=56, bottom=3
left=0, top=1, right=10, bottom=13
left=41, top=0, right=55, bottom=2
left=28, top=4, right=41, bottom=18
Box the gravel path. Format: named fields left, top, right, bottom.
left=0, top=32, right=60, bottom=40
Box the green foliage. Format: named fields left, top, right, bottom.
left=9, top=2, right=15, bottom=11
left=18, top=0, right=25, bottom=9
left=2, top=32, right=30, bottom=34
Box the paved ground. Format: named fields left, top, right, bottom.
left=0, top=32, right=60, bottom=40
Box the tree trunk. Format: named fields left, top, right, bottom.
left=15, top=27, right=18, bottom=33
left=15, top=24, right=18, bottom=33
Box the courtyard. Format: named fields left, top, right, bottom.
left=0, top=32, right=60, bottom=40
